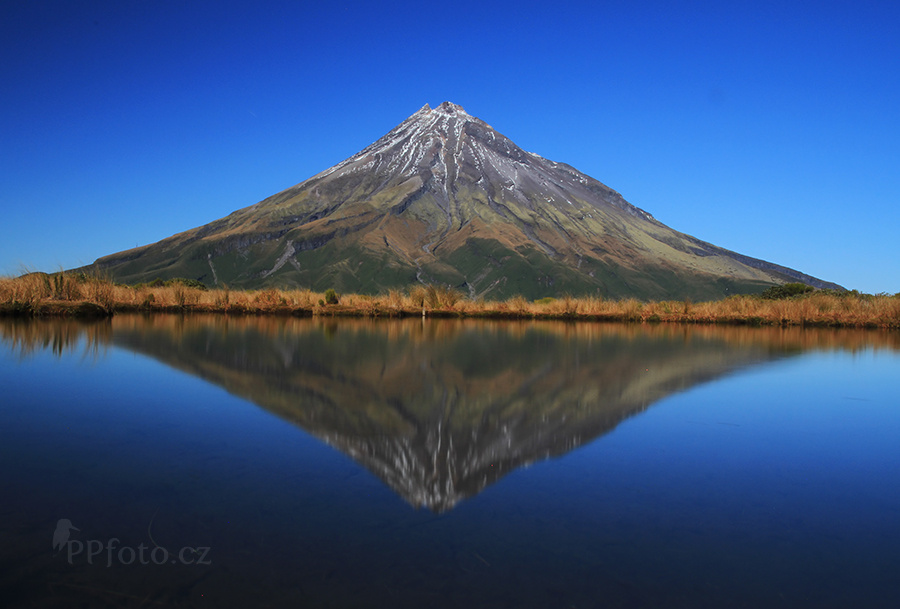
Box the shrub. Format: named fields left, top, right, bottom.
left=760, top=282, right=815, bottom=300
left=165, top=278, right=207, bottom=291
left=324, top=289, right=340, bottom=305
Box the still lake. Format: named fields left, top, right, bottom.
left=1, top=315, right=898, bottom=608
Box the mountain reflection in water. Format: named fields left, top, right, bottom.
left=11, top=315, right=884, bottom=512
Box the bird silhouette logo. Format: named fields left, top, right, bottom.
left=52, top=519, right=79, bottom=553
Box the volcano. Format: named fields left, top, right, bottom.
left=85, top=102, right=840, bottom=299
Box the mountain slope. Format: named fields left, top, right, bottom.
left=85, top=102, right=841, bottom=299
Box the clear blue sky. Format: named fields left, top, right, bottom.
left=2, top=0, right=898, bottom=293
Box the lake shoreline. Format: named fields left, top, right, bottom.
left=2, top=298, right=898, bottom=329
left=3, top=273, right=898, bottom=328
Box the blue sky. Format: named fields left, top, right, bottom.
left=2, top=0, right=898, bottom=293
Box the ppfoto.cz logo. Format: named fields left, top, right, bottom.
left=53, top=518, right=211, bottom=566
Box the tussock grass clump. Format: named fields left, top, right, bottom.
left=0, top=273, right=46, bottom=307
left=577, top=296, right=605, bottom=316
left=507, top=295, right=530, bottom=315
left=253, top=288, right=288, bottom=309
left=408, top=284, right=463, bottom=310
left=84, top=276, right=115, bottom=309
left=384, top=289, right=405, bottom=311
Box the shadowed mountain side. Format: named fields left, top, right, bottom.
left=108, top=316, right=794, bottom=511
left=83, top=103, right=842, bottom=300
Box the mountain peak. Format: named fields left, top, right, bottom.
left=87, top=103, right=843, bottom=299
left=433, top=101, right=467, bottom=115
left=411, top=102, right=471, bottom=122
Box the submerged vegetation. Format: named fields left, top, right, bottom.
left=1, top=272, right=898, bottom=328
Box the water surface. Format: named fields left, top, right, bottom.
left=1, top=316, right=898, bottom=607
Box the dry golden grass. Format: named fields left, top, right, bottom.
left=1, top=273, right=898, bottom=328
